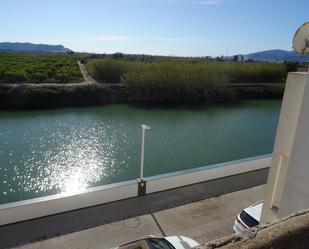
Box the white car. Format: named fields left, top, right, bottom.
left=115, top=236, right=199, bottom=249
left=233, top=201, right=263, bottom=233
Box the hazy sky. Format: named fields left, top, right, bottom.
left=1, top=0, right=308, bottom=56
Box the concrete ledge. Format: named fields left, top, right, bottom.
left=0, top=180, right=138, bottom=226
left=146, top=155, right=271, bottom=194
left=196, top=209, right=309, bottom=249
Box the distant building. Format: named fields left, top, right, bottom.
left=233, top=54, right=244, bottom=62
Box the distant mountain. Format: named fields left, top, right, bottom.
left=244, top=49, right=309, bottom=62
left=0, top=42, right=72, bottom=53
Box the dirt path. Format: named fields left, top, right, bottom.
left=77, top=61, right=96, bottom=83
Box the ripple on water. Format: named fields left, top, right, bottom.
left=3, top=118, right=133, bottom=200
left=0, top=100, right=281, bottom=203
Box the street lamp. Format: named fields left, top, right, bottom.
left=140, top=124, right=151, bottom=180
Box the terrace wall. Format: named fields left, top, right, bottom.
left=196, top=209, right=309, bottom=249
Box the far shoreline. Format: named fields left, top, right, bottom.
left=0, top=82, right=285, bottom=111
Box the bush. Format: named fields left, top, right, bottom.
left=3, top=70, right=26, bottom=83
left=86, top=59, right=133, bottom=83
left=29, top=72, right=48, bottom=82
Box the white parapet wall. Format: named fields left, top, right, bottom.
left=0, top=180, right=138, bottom=226
left=145, top=155, right=271, bottom=194
left=0, top=155, right=271, bottom=226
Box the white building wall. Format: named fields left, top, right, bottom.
left=262, top=72, right=309, bottom=221
left=277, top=72, right=309, bottom=217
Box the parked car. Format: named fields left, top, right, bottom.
left=114, top=236, right=199, bottom=249
left=233, top=201, right=263, bottom=233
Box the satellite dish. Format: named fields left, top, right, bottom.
left=293, top=22, right=309, bottom=54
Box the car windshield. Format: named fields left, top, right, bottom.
left=146, top=238, right=175, bottom=249
left=118, top=239, right=150, bottom=249
left=240, top=210, right=259, bottom=227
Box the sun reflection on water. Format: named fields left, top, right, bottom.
left=62, top=169, right=88, bottom=195
left=3, top=119, right=132, bottom=199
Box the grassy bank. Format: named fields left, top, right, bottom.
left=231, top=84, right=285, bottom=99
left=0, top=83, right=119, bottom=109
left=0, top=82, right=284, bottom=110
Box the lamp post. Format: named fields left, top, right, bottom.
left=138, top=124, right=150, bottom=196
left=140, top=124, right=151, bottom=179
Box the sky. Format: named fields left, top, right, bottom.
left=0, top=0, right=308, bottom=57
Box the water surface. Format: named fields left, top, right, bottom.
left=0, top=99, right=281, bottom=204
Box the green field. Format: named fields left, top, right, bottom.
left=0, top=52, right=82, bottom=83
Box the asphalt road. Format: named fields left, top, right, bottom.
left=13, top=185, right=266, bottom=249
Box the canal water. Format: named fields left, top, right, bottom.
left=0, top=99, right=281, bottom=204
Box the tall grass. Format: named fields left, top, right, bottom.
left=86, top=59, right=137, bottom=83
left=86, top=58, right=287, bottom=102
left=225, top=62, right=286, bottom=83
left=121, top=61, right=234, bottom=102
left=87, top=59, right=287, bottom=84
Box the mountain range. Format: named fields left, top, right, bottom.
left=0, top=42, right=71, bottom=53
left=1, top=42, right=309, bottom=62
left=244, top=49, right=309, bottom=62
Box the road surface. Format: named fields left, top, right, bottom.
left=13, top=185, right=266, bottom=249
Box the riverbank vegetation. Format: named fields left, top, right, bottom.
left=86, top=58, right=288, bottom=84
left=0, top=52, right=289, bottom=108
left=0, top=82, right=284, bottom=110
left=0, top=52, right=82, bottom=83
left=86, top=58, right=287, bottom=102
left=121, top=61, right=234, bottom=102
left=0, top=83, right=115, bottom=109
